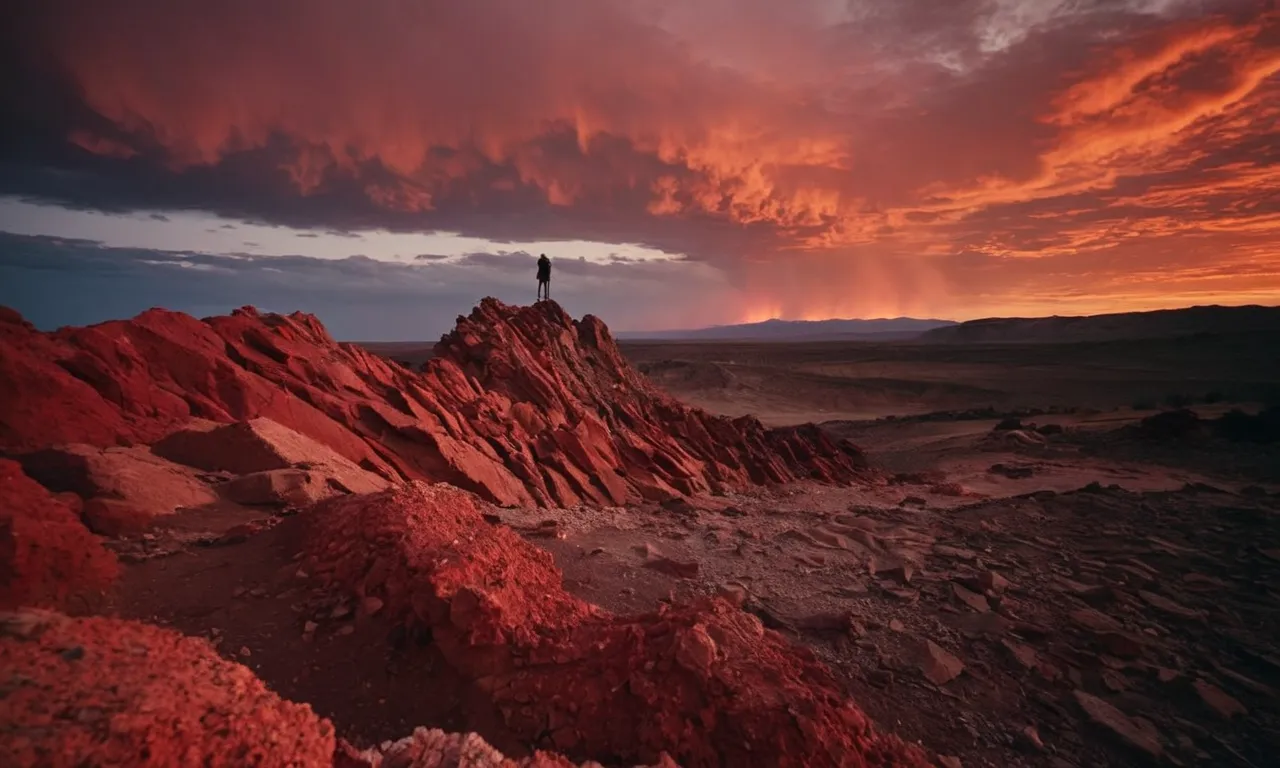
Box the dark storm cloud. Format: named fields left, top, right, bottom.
left=0, top=0, right=1276, bottom=320
left=0, top=232, right=743, bottom=338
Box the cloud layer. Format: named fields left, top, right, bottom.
left=2, top=0, right=1277, bottom=324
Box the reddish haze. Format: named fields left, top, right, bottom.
left=4, top=0, right=1278, bottom=320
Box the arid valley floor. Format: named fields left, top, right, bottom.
left=4, top=302, right=1279, bottom=767
left=363, top=326, right=1280, bottom=766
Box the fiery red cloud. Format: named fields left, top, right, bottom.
left=3, top=0, right=1278, bottom=320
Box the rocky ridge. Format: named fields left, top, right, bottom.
left=0, top=299, right=870, bottom=507
left=0, top=300, right=921, bottom=767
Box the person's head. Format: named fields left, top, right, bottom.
left=539, top=253, right=547, bottom=260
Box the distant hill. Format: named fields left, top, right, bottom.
left=919, top=304, right=1280, bottom=344
left=617, top=317, right=957, bottom=342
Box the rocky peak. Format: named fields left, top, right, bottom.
left=0, top=299, right=871, bottom=507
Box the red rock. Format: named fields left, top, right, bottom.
left=81, top=498, right=157, bottom=537
left=18, top=444, right=217, bottom=519
left=951, top=583, right=990, bottom=613
left=644, top=556, right=701, bottom=579
left=352, top=727, right=675, bottom=768
left=1002, top=638, right=1038, bottom=669
left=1073, top=690, right=1163, bottom=758
left=302, top=482, right=929, bottom=767
left=1096, top=630, right=1146, bottom=659
left=1069, top=607, right=1121, bottom=633
left=917, top=640, right=965, bottom=685
left=0, top=609, right=334, bottom=766
left=1, top=301, right=871, bottom=508
left=1138, top=590, right=1201, bottom=619
left=1211, top=663, right=1277, bottom=698
left=1193, top=679, right=1247, bottom=719
left=221, top=469, right=336, bottom=508
left=1018, top=725, right=1046, bottom=752
left=0, top=460, right=118, bottom=610
left=216, top=521, right=267, bottom=545
left=978, top=571, right=1010, bottom=592
left=870, top=557, right=914, bottom=584
left=154, top=418, right=390, bottom=495
left=1102, top=669, right=1130, bottom=692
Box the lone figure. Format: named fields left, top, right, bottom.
left=536, top=253, right=551, bottom=301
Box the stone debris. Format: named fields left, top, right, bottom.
left=1073, top=690, right=1163, bottom=758
left=1193, top=679, right=1247, bottom=719
left=951, top=583, right=989, bottom=613
left=917, top=640, right=965, bottom=685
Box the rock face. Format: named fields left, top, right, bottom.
left=0, top=300, right=870, bottom=507
left=0, top=460, right=118, bottom=610
left=302, top=483, right=927, bottom=767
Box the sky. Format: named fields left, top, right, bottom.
left=0, top=0, right=1277, bottom=340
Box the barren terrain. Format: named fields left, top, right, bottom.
left=4, top=302, right=1279, bottom=767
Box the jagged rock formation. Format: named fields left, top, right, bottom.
left=303, top=482, right=929, bottom=767
left=0, top=300, right=870, bottom=507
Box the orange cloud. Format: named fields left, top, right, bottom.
left=5, top=0, right=1279, bottom=322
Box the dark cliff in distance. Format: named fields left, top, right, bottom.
left=919, top=304, right=1280, bottom=344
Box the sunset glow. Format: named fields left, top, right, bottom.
left=1, top=0, right=1277, bottom=336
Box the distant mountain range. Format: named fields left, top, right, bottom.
left=617, top=317, right=957, bottom=341
left=618, top=304, right=1280, bottom=344
left=919, top=304, right=1280, bottom=344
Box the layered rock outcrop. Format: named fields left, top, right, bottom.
left=0, top=300, right=869, bottom=507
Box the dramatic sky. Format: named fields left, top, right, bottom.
left=1, top=0, right=1277, bottom=339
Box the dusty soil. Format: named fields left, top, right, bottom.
left=619, top=333, right=1280, bottom=424
left=494, top=416, right=1280, bottom=767
left=95, top=406, right=1280, bottom=767
left=106, top=514, right=515, bottom=753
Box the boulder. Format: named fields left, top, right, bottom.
left=220, top=469, right=338, bottom=508
left=154, top=418, right=390, bottom=495
left=18, top=444, right=217, bottom=519
left=917, top=640, right=966, bottom=685
left=81, top=498, right=157, bottom=537
left=1073, top=690, right=1163, bottom=758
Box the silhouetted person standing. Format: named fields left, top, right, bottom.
left=536, top=253, right=551, bottom=301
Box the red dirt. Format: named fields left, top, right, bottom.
left=0, top=459, right=118, bottom=611
left=0, top=300, right=871, bottom=507
left=0, top=609, right=336, bottom=767
left=302, top=482, right=928, bottom=767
